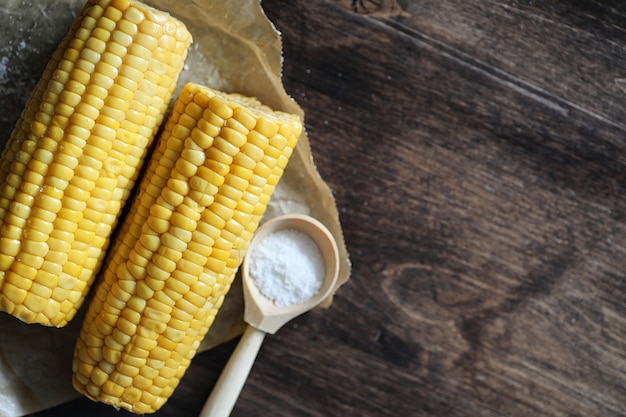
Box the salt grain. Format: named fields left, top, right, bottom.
left=249, top=229, right=325, bottom=306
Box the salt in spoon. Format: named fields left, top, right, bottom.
left=199, top=214, right=340, bottom=417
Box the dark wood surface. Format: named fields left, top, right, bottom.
left=31, top=0, right=626, bottom=416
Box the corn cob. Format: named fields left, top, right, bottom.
left=0, top=0, right=192, bottom=327
left=72, top=83, right=302, bottom=413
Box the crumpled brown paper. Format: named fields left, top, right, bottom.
left=0, top=1, right=351, bottom=415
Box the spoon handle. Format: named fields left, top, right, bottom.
left=199, top=325, right=267, bottom=417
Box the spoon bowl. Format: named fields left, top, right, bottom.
left=200, top=214, right=340, bottom=417
left=241, top=213, right=340, bottom=334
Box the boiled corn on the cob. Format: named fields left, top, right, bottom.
left=72, top=83, right=302, bottom=413
left=0, top=0, right=192, bottom=327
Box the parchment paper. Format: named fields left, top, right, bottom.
left=0, top=1, right=351, bottom=415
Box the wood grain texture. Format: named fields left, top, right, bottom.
left=30, top=0, right=626, bottom=416
left=331, top=0, right=410, bottom=17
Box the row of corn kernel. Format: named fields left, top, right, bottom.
left=0, top=1, right=113, bottom=325
left=0, top=3, right=91, bottom=211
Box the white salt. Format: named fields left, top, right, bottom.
left=249, top=229, right=325, bottom=306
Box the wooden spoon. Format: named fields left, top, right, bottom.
left=199, top=214, right=340, bottom=417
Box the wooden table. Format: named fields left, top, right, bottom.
left=32, top=0, right=626, bottom=416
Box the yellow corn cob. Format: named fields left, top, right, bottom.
left=0, top=0, right=192, bottom=327
left=72, top=83, right=302, bottom=413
